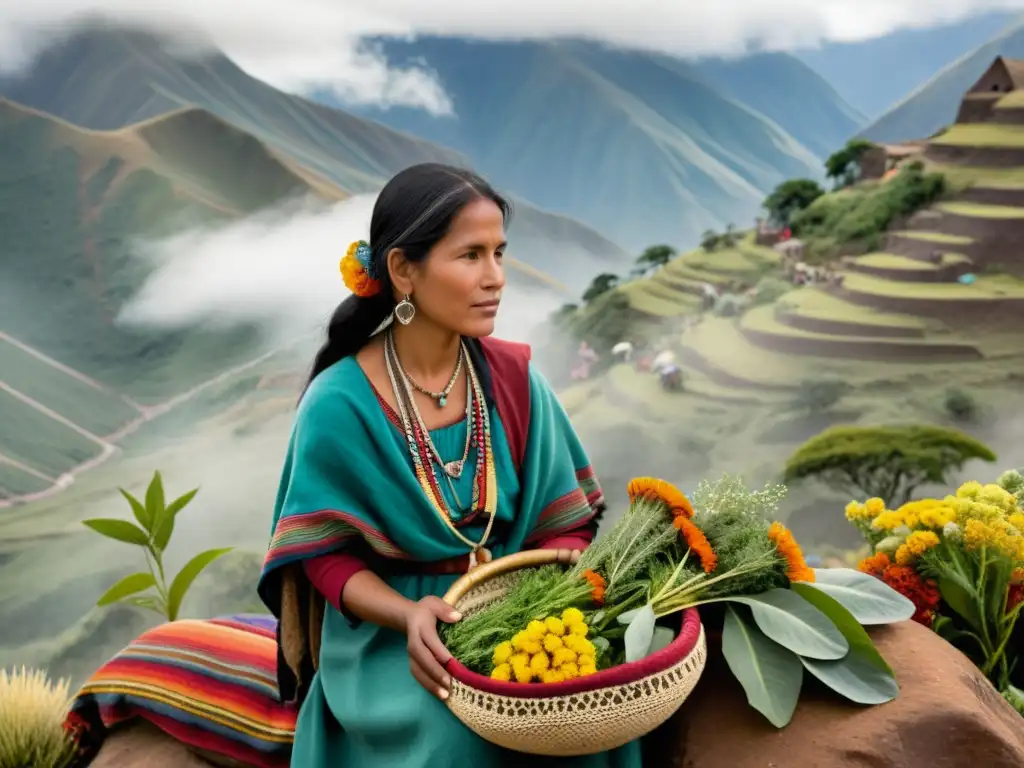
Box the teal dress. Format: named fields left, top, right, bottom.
left=259, top=354, right=642, bottom=768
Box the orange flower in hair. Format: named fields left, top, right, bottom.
left=340, top=240, right=381, bottom=298
left=767, top=521, right=815, bottom=583
left=626, top=477, right=694, bottom=519
left=673, top=516, right=717, bottom=573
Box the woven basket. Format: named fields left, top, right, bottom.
left=441, top=549, right=707, bottom=756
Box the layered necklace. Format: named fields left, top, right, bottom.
left=383, top=329, right=498, bottom=568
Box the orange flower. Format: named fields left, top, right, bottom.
left=767, top=521, right=815, bottom=583
left=881, top=565, right=940, bottom=626
left=339, top=252, right=381, bottom=298
left=626, top=477, right=693, bottom=518
left=673, top=516, right=717, bottom=573
left=582, top=569, right=606, bottom=606
left=857, top=552, right=891, bottom=578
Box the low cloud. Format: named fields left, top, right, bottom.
left=2, top=1, right=1024, bottom=113
left=119, top=194, right=558, bottom=345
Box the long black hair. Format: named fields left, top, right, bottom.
left=303, top=163, right=512, bottom=395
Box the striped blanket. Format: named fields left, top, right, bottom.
left=66, top=615, right=296, bottom=768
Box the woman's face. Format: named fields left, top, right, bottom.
left=399, top=197, right=507, bottom=338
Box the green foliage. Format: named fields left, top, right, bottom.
left=824, top=139, right=875, bottom=189
left=701, top=230, right=722, bottom=252
left=749, top=276, right=792, bottom=306
left=712, top=293, right=749, bottom=318
left=84, top=471, right=232, bottom=621
left=763, top=178, right=825, bottom=226
left=791, top=379, right=852, bottom=414
left=791, top=163, right=946, bottom=257
left=635, top=244, right=675, bottom=270
left=0, top=667, right=78, bottom=768
left=581, top=272, right=620, bottom=303
left=783, top=425, right=997, bottom=507
left=943, top=388, right=979, bottom=423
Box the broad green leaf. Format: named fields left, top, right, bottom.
left=96, top=572, right=157, bottom=606
left=648, top=626, right=676, bottom=655
left=150, top=488, right=198, bottom=553
left=937, top=575, right=982, bottom=633
left=120, top=489, right=151, bottom=533
left=722, top=605, right=803, bottom=728
left=792, top=583, right=899, bottom=705
left=617, top=608, right=640, bottom=625
left=592, top=636, right=611, bottom=653
left=723, top=589, right=848, bottom=660
left=164, top=488, right=198, bottom=519
left=166, top=548, right=232, bottom=620
left=623, top=603, right=656, bottom=662
left=82, top=518, right=150, bottom=546
left=809, top=568, right=915, bottom=625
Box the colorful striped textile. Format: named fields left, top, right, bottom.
left=66, top=614, right=295, bottom=768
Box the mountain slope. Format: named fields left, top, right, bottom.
left=798, top=11, right=1018, bottom=120
left=0, top=27, right=629, bottom=289
left=343, top=38, right=860, bottom=249
left=859, top=19, right=1024, bottom=143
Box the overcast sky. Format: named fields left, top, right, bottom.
left=1, top=0, right=1024, bottom=113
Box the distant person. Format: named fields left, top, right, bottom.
left=257, top=163, right=637, bottom=768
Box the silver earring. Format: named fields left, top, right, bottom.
left=394, top=294, right=416, bottom=326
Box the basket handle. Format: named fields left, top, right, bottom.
left=441, top=548, right=576, bottom=606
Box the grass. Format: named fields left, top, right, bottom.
left=852, top=253, right=941, bottom=270
left=840, top=271, right=1024, bottom=298
left=931, top=123, right=1024, bottom=147
left=0, top=388, right=103, bottom=477
left=995, top=91, right=1024, bottom=108
left=0, top=462, right=51, bottom=497
left=929, top=164, right=1024, bottom=189
left=777, top=288, right=926, bottom=328
left=891, top=230, right=974, bottom=244
left=621, top=281, right=699, bottom=317
left=936, top=201, right=1024, bottom=219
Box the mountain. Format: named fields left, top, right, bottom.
left=0, top=27, right=630, bottom=288
left=798, top=11, right=1018, bottom=120
left=859, top=18, right=1024, bottom=143
left=340, top=37, right=863, bottom=249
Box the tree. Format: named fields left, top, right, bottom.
left=635, top=244, right=675, bottom=271
left=701, top=230, right=721, bottom=252
left=783, top=425, right=997, bottom=508
left=825, top=139, right=875, bottom=189
left=720, top=223, right=738, bottom=248
left=582, top=273, right=620, bottom=303
left=944, top=388, right=979, bottom=423
left=763, top=179, right=825, bottom=227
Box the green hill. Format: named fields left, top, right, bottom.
left=346, top=37, right=863, bottom=249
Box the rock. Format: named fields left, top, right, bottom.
left=87, top=721, right=219, bottom=768
left=645, top=619, right=1024, bottom=768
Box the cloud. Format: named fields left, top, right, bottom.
left=2, top=1, right=1024, bottom=113
left=118, top=194, right=558, bottom=345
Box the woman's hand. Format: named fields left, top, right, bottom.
left=404, top=596, right=462, bottom=700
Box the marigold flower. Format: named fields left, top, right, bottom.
left=579, top=663, right=598, bottom=677
left=491, top=663, right=512, bottom=681
left=768, top=521, right=816, bottom=582
left=492, top=641, right=513, bottom=665
left=857, top=551, right=890, bottom=577
left=560, top=662, right=580, bottom=680
left=568, top=622, right=588, bottom=637
left=552, top=648, right=577, bottom=667
left=626, top=477, right=694, bottom=518
left=526, top=620, right=547, bottom=640
left=544, top=617, right=565, bottom=636
left=530, top=652, right=550, bottom=674
left=881, top=565, right=940, bottom=626
left=339, top=251, right=381, bottom=298
left=578, top=654, right=596, bottom=669
left=561, top=607, right=584, bottom=626
left=509, top=653, right=529, bottom=668
left=865, top=498, right=886, bottom=516
left=582, top=569, right=607, bottom=606
left=540, top=669, right=565, bottom=683
left=673, top=516, right=718, bottom=573
left=1009, top=513, right=1024, bottom=532
left=542, top=634, right=564, bottom=653
left=894, top=530, right=940, bottom=565
left=512, top=659, right=533, bottom=684
left=511, top=632, right=529, bottom=652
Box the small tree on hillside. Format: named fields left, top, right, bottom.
left=635, top=244, right=675, bottom=272
left=791, top=379, right=852, bottom=414
left=783, top=425, right=997, bottom=508
left=700, top=230, right=721, bottom=252
left=582, top=272, right=620, bottom=303
left=763, top=179, right=825, bottom=227
left=825, top=139, right=875, bottom=189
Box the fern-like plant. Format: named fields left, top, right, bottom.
left=83, top=471, right=232, bottom=621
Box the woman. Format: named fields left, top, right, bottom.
left=258, top=163, right=641, bottom=767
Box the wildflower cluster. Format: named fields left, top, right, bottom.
left=846, top=478, right=1024, bottom=703
left=490, top=610, right=599, bottom=682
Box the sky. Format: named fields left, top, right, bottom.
left=3, top=1, right=1024, bottom=113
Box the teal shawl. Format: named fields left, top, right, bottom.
left=258, top=338, right=603, bottom=703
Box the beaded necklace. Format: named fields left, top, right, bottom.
left=383, top=329, right=498, bottom=567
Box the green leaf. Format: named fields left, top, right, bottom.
left=792, top=583, right=899, bottom=705
left=145, top=471, right=166, bottom=520
left=82, top=518, right=150, bottom=546
left=150, top=488, right=198, bottom=553
left=617, top=608, right=640, bottom=625
left=96, top=572, right=157, bottom=606
left=648, top=626, right=676, bottom=655
left=623, top=603, right=656, bottom=662
left=937, top=575, right=983, bottom=633
left=722, top=605, right=803, bottom=728
left=166, top=547, right=232, bottom=620
left=165, top=488, right=198, bottom=519
left=124, top=595, right=165, bottom=614
left=120, top=489, right=151, bottom=533
left=722, top=589, right=848, bottom=660
left=809, top=568, right=915, bottom=625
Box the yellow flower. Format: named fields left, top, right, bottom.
left=520, top=639, right=543, bottom=655
left=963, top=519, right=1024, bottom=560
left=577, top=654, right=595, bottom=669
left=542, top=634, right=564, bottom=653
left=511, top=632, right=529, bottom=652
left=561, top=608, right=585, bottom=626
left=957, top=481, right=984, bottom=500
left=916, top=504, right=957, bottom=530
left=526, top=620, right=547, bottom=640
left=1008, top=512, right=1024, bottom=532
left=568, top=622, right=588, bottom=637
left=871, top=510, right=906, bottom=531
left=544, top=617, right=566, bottom=636
left=492, top=641, right=513, bottom=665
left=540, top=669, right=565, bottom=683
left=865, top=498, right=886, bottom=516
left=845, top=501, right=867, bottom=522
left=509, top=653, right=529, bottom=669
left=491, top=663, right=512, bottom=681
left=979, top=484, right=1016, bottom=513
left=894, top=530, right=940, bottom=565
left=552, top=648, right=577, bottom=667
left=530, top=653, right=550, bottom=674
left=579, top=664, right=598, bottom=677
left=512, top=664, right=533, bottom=684
left=560, top=662, right=580, bottom=680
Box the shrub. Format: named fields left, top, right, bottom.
left=791, top=379, right=851, bottom=414
left=943, top=388, right=979, bottom=423
left=0, top=667, right=76, bottom=768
